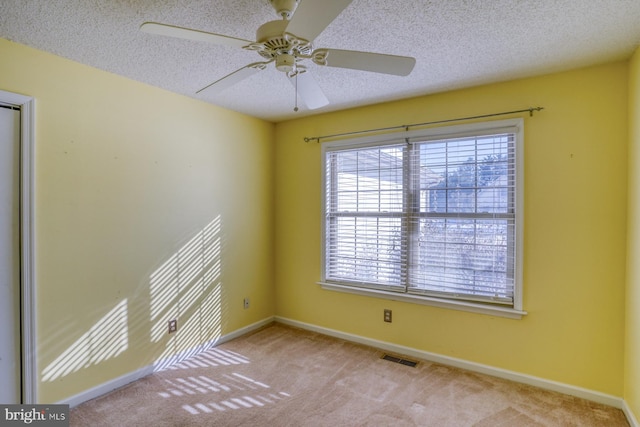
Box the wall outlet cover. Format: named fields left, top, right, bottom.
left=168, top=319, right=177, bottom=333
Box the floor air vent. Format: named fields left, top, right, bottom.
left=381, top=354, right=418, bottom=367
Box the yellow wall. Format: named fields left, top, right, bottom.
left=275, top=62, right=628, bottom=396
left=1, top=35, right=633, bottom=406
left=627, top=46, right=640, bottom=421
left=0, top=39, right=276, bottom=403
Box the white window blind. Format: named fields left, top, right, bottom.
left=325, top=143, right=408, bottom=291
left=407, top=133, right=516, bottom=304
left=323, top=121, right=521, bottom=308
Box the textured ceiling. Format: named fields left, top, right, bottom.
left=1, top=0, right=640, bottom=122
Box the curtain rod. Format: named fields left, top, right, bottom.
left=303, top=106, right=544, bottom=143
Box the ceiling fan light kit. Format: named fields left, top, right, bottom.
left=275, top=54, right=296, bottom=73
left=140, top=0, right=416, bottom=112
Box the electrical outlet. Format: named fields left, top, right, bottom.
left=384, top=309, right=392, bottom=323
left=168, top=319, right=177, bottom=334
left=243, top=297, right=250, bottom=309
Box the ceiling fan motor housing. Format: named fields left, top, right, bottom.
left=248, top=19, right=313, bottom=68
left=255, top=20, right=289, bottom=45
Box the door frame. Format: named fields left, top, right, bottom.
left=0, top=90, right=36, bottom=403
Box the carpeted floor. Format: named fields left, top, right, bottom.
left=70, top=323, right=629, bottom=426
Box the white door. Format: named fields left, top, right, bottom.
left=0, top=104, right=21, bottom=403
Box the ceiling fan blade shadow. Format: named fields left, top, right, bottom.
left=197, top=62, right=271, bottom=95
left=315, top=49, right=416, bottom=76
left=285, top=0, right=352, bottom=42
left=287, top=71, right=329, bottom=110
left=140, top=22, right=252, bottom=48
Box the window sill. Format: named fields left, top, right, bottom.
left=317, top=282, right=527, bottom=320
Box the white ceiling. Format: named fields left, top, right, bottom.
left=2, top=0, right=640, bottom=122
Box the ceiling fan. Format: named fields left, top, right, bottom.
left=140, top=0, right=416, bottom=111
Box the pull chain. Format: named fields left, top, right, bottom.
left=294, top=71, right=299, bottom=112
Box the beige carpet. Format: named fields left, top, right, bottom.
left=70, top=323, right=628, bottom=426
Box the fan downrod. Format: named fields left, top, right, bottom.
left=269, top=0, right=300, bottom=19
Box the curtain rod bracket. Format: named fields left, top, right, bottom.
left=529, top=107, right=544, bottom=117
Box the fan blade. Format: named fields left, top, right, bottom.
left=314, top=48, right=415, bottom=76
left=140, top=22, right=252, bottom=49
left=197, top=62, right=271, bottom=95
left=287, top=71, right=329, bottom=110
left=284, top=0, right=352, bottom=42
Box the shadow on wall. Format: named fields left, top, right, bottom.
left=41, top=300, right=128, bottom=382
left=40, top=215, right=227, bottom=383
left=150, top=215, right=228, bottom=370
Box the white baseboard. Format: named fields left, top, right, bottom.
left=57, top=313, right=639, bottom=427
left=274, top=316, right=624, bottom=409
left=624, top=400, right=640, bottom=427
left=60, top=316, right=275, bottom=408
left=61, top=365, right=154, bottom=408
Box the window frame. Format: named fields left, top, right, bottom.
left=319, top=119, right=526, bottom=319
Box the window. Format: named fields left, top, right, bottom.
left=321, top=119, right=524, bottom=317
